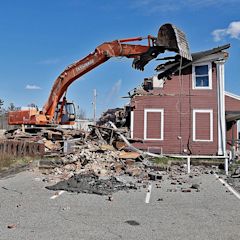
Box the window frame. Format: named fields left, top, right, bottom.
left=192, top=62, right=212, bottom=90
left=193, top=109, right=213, bottom=142
left=144, top=108, right=164, bottom=141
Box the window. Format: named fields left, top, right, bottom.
left=193, top=109, right=213, bottom=142
left=144, top=109, right=164, bottom=140
left=192, top=63, right=212, bottom=89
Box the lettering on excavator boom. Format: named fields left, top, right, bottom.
left=76, top=59, right=95, bottom=73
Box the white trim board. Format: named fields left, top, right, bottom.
left=225, top=91, right=240, bottom=101
left=193, top=109, right=213, bottom=142
left=144, top=108, right=164, bottom=141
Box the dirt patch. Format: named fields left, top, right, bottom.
left=0, top=154, right=36, bottom=179
left=0, top=164, right=29, bottom=179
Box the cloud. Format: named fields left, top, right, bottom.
left=212, top=21, right=240, bottom=41
left=212, top=29, right=227, bottom=41
left=25, top=84, right=42, bottom=90
left=37, top=58, right=60, bottom=65
left=227, top=21, right=240, bottom=38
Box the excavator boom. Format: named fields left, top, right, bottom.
left=8, top=23, right=191, bottom=126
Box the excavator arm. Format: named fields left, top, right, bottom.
left=8, top=23, right=191, bottom=126
left=43, top=38, right=165, bottom=122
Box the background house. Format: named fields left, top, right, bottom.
left=130, top=44, right=240, bottom=156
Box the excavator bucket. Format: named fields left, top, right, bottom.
left=156, top=23, right=192, bottom=61
left=132, top=23, right=192, bottom=71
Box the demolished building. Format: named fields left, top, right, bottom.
left=126, top=44, right=240, bottom=156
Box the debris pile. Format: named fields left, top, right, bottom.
left=97, top=108, right=128, bottom=127
left=3, top=124, right=227, bottom=196
left=40, top=139, right=146, bottom=184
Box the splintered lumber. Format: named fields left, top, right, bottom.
left=119, top=151, right=140, bottom=159
left=108, top=121, right=143, bottom=155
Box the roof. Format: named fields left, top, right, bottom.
left=156, top=44, right=231, bottom=80
left=192, top=44, right=230, bottom=61
left=225, top=111, right=240, bottom=122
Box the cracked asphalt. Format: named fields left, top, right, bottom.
left=0, top=171, right=240, bottom=240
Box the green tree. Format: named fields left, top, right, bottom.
left=28, top=103, right=38, bottom=108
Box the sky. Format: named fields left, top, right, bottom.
left=0, top=0, right=240, bottom=118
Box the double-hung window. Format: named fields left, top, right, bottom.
left=192, top=63, right=212, bottom=89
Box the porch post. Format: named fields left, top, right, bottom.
left=216, top=60, right=226, bottom=156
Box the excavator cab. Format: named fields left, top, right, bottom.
left=64, top=102, right=76, bottom=122
left=55, top=100, right=76, bottom=124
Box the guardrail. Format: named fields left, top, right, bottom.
left=165, top=154, right=230, bottom=175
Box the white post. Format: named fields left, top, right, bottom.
left=130, top=111, right=134, bottom=138
left=225, top=157, right=229, bottom=175
left=187, top=156, right=191, bottom=174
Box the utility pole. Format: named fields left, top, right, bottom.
left=93, top=89, right=97, bottom=123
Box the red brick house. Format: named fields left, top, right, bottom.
left=129, top=44, right=240, bottom=156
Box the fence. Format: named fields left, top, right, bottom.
left=0, top=140, right=45, bottom=157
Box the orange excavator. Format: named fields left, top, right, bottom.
left=8, top=23, right=191, bottom=126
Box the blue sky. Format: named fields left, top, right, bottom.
left=0, top=0, right=240, bottom=118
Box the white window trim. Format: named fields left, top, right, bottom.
left=193, top=109, right=213, bottom=142
left=192, top=62, right=212, bottom=90
left=144, top=108, right=164, bottom=141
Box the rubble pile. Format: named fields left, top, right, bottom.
left=3, top=124, right=228, bottom=196
left=40, top=140, right=146, bottom=184
left=97, top=108, right=127, bottom=127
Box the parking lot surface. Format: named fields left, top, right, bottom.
left=0, top=171, right=240, bottom=240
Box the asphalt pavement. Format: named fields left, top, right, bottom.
left=0, top=170, right=239, bottom=240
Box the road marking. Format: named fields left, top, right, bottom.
left=50, top=190, right=65, bottom=199
left=145, top=183, right=152, bottom=203
left=214, top=174, right=240, bottom=200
